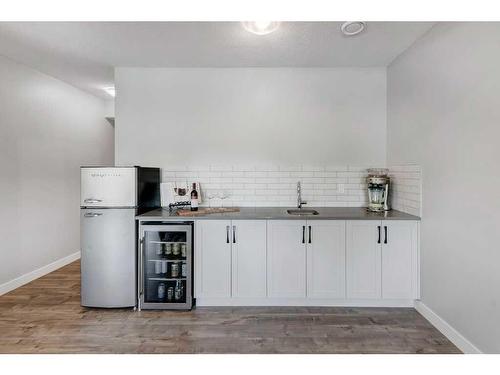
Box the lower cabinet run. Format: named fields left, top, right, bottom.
left=195, top=218, right=419, bottom=307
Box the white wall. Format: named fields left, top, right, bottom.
left=115, top=68, right=386, bottom=167
left=387, top=23, right=500, bottom=353
left=0, top=55, right=114, bottom=288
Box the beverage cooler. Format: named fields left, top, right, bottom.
left=138, top=222, right=193, bottom=310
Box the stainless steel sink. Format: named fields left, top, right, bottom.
left=287, top=209, right=319, bottom=216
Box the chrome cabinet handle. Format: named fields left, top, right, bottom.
left=84, top=198, right=103, bottom=203
left=308, top=226, right=312, bottom=244
left=232, top=226, right=236, bottom=243
left=84, top=212, right=103, bottom=217
left=384, top=226, right=388, bottom=244
left=377, top=226, right=381, bottom=244
left=226, top=226, right=230, bottom=244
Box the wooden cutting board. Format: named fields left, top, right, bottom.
left=176, top=207, right=240, bottom=216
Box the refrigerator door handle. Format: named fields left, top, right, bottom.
left=84, top=198, right=103, bottom=203
left=84, top=212, right=103, bottom=217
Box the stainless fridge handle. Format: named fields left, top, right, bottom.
left=84, top=198, right=103, bottom=203
left=84, top=212, right=103, bottom=217
left=139, top=238, right=144, bottom=296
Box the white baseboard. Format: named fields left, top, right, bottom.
left=414, top=300, right=482, bottom=354
left=196, top=297, right=415, bottom=308
left=0, top=251, right=81, bottom=296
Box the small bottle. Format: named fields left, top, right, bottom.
left=158, top=283, right=166, bottom=300
left=174, top=280, right=183, bottom=300
left=190, top=183, right=199, bottom=211
left=181, top=263, right=187, bottom=277
left=167, top=287, right=174, bottom=301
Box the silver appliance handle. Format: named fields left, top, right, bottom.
left=140, top=238, right=144, bottom=296
left=84, top=212, right=103, bottom=217
left=84, top=198, right=103, bottom=203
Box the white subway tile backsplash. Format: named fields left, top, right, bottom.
left=325, top=166, right=348, bottom=172
left=244, top=171, right=268, bottom=178
left=313, top=171, right=337, bottom=178
left=389, top=165, right=422, bottom=217
left=161, top=164, right=421, bottom=209
left=290, top=171, right=314, bottom=177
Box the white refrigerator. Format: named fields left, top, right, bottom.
left=80, top=166, right=160, bottom=308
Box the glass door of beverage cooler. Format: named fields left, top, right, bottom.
left=139, top=223, right=193, bottom=310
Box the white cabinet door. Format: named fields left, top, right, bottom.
left=381, top=221, right=418, bottom=299
left=307, top=220, right=346, bottom=299
left=346, top=220, right=382, bottom=299
left=231, top=220, right=267, bottom=298
left=195, top=220, right=232, bottom=298
left=267, top=220, right=307, bottom=298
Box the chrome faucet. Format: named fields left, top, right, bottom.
left=297, top=181, right=307, bottom=209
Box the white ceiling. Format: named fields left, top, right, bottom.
left=0, top=22, right=434, bottom=99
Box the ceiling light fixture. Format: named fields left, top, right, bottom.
left=341, top=21, right=366, bottom=36
left=103, top=86, right=116, bottom=97
left=242, top=21, right=280, bottom=35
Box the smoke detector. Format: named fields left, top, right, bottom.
left=341, top=22, right=366, bottom=36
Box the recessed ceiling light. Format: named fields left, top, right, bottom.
left=341, top=21, right=366, bottom=36
left=103, top=86, right=116, bottom=97
left=242, top=21, right=280, bottom=35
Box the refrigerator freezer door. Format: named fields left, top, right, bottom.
left=81, top=167, right=137, bottom=207
left=81, top=208, right=136, bottom=307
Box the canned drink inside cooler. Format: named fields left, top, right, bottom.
left=172, top=243, right=181, bottom=256
left=171, top=263, right=179, bottom=278
left=155, top=260, right=162, bottom=274
left=165, top=243, right=173, bottom=256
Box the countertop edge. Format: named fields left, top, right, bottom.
left=135, top=207, right=420, bottom=221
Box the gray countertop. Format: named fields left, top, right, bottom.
left=136, top=207, right=420, bottom=221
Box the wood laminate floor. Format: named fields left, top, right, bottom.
left=0, top=261, right=461, bottom=354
